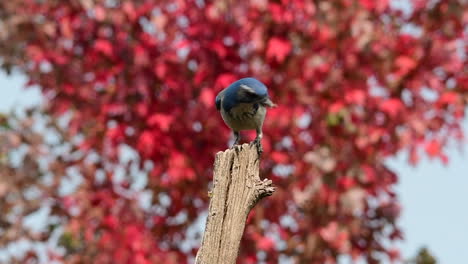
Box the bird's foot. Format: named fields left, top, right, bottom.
left=230, top=144, right=241, bottom=153
left=230, top=132, right=241, bottom=149
left=250, top=138, right=263, bottom=155
left=230, top=140, right=240, bottom=149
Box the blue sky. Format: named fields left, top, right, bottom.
left=388, top=150, right=468, bottom=263
left=1, top=71, right=467, bottom=263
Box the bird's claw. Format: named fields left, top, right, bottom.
left=250, top=138, right=263, bottom=155
left=230, top=141, right=240, bottom=149
left=231, top=132, right=240, bottom=149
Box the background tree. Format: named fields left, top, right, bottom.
left=0, top=0, right=467, bottom=263
left=409, top=247, right=438, bottom=264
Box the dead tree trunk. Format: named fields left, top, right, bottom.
left=195, top=144, right=275, bottom=264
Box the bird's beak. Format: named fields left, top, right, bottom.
left=263, top=98, right=277, bottom=108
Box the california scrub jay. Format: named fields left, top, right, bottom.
left=215, top=77, right=276, bottom=153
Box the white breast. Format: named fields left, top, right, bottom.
left=221, top=103, right=267, bottom=131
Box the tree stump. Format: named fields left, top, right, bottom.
left=195, top=143, right=275, bottom=264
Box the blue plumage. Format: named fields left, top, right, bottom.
left=215, top=77, right=276, bottom=153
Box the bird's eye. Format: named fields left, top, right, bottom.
left=243, top=91, right=261, bottom=101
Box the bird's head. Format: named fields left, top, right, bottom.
left=218, top=77, right=272, bottom=111
left=234, top=78, right=268, bottom=102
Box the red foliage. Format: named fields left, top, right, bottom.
left=1, top=0, right=467, bottom=263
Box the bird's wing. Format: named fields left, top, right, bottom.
left=238, top=84, right=257, bottom=96
left=237, top=84, right=266, bottom=104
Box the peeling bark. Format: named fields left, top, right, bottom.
left=195, top=144, right=275, bottom=264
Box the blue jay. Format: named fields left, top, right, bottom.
left=215, top=77, right=276, bottom=153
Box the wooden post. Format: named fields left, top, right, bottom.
left=195, top=144, right=275, bottom=264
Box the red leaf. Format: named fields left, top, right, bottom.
left=122, top=2, right=137, bottom=21
left=425, top=139, right=441, bottom=157
left=148, top=114, right=173, bottom=131
left=153, top=62, right=168, bottom=78
left=106, top=126, right=125, bottom=143
left=329, top=102, right=345, bottom=113
left=319, top=222, right=349, bottom=251
left=271, top=151, right=289, bottom=164
left=103, top=215, right=119, bottom=230
left=194, top=67, right=208, bottom=85
left=319, top=222, right=338, bottom=243
left=103, top=103, right=126, bottom=115
left=359, top=0, right=389, bottom=11
left=257, top=237, right=275, bottom=251
left=361, top=165, right=376, bottom=183
left=137, top=131, right=155, bottom=157
left=379, top=202, right=401, bottom=220
left=169, top=151, right=185, bottom=167
left=388, top=248, right=401, bottom=261
left=268, top=3, right=283, bottom=23
left=136, top=102, right=149, bottom=117
left=437, top=92, right=458, bottom=105
left=244, top=256, right=258, bottom=264
left=199, top=89, right=214, bottom=107
left=98, top=232, right=112, bottom=248
left=59, top=17, right=73, bottom=38
left=135, top=253, right=150, bottom=264
left=210, top=41, right=227, bottom=58
left=94, top=39, right=114, bottom=57
left=266, top=37, right=292, bottom=63
left=380, top=98, right=404, bottom=118
left=345, top=90, right=366, bottom=105
left=359, top=0, right=375, bottom=10
left=440, top=153, right=449, bottom=164
left=94, top=6, right=106, bottom=21
left=167, top=151, right=195, bottom=182
left=457, top=76, right=468, bottom=90
left=62, top=84, right=75, bottom=95
left=395, top=56, right=417, bottom=77
left=409, top=148, right=420, bottom=165
left=215, top=74, right=237, bottom=90
left=26, top=45, right=45, bottom=62
left=134, top=45, right=149, bottom=66
left=338, top=177, right=355, bottom=190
